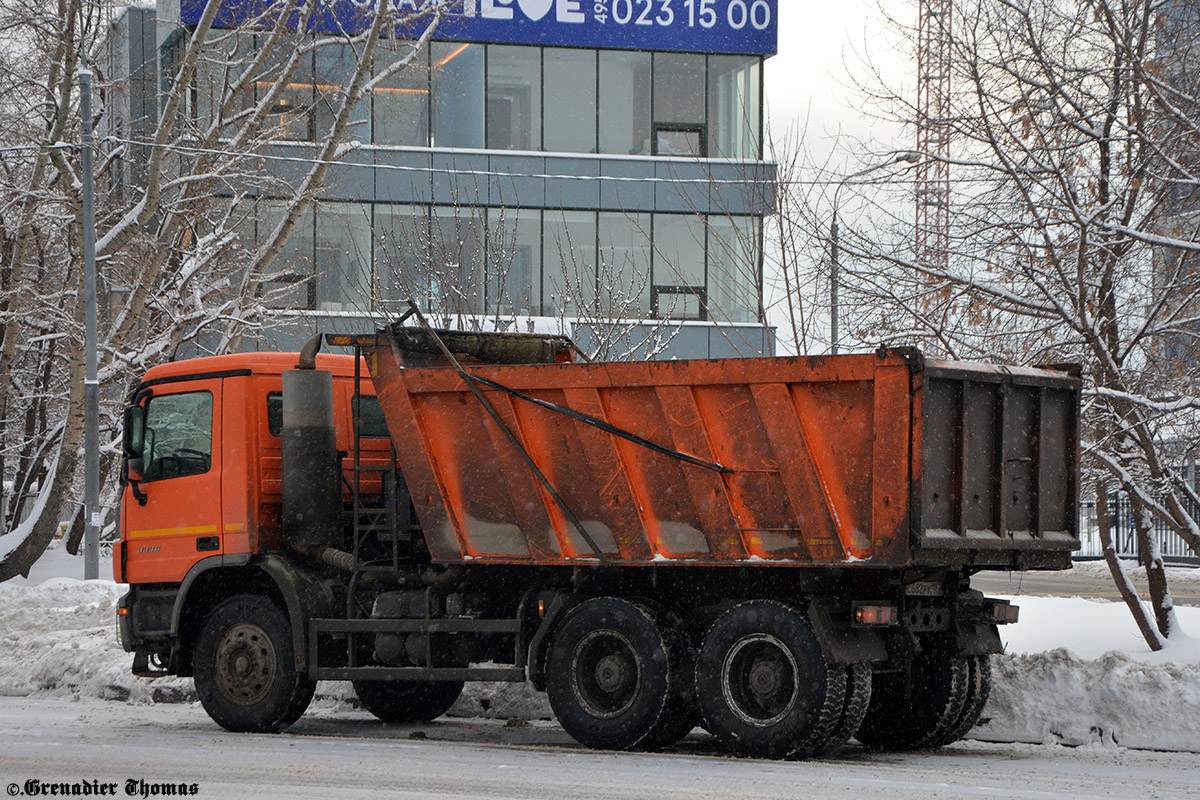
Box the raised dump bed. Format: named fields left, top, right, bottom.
left=369, top=325, right=1079, bottom=571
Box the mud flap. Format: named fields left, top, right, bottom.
left=131, top=646, right=173, bottom=678
left=807, top=599, right=889, bottom=664
left=257, top=554, right=337, bottom=674
left=955, top=621, right=1003, bottom=655
left=526, top=591, right=578, bottom=691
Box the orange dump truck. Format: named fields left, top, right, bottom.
left=115, top=322, right=1079, bottom=758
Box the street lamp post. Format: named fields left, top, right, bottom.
left=830, top=152, right=920, bottom=355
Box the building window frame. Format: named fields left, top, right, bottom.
left=652, top=122, right=708, bottom=158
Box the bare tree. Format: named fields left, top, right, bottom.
left=0, top=0, right=450, bottom=580
left=784, top=0, right=1200, bottom=649
left=374, top=199, right=685, bottom=361
left=548, top=210, right=680, bottom=362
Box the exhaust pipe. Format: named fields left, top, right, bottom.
left=297, top=333, right=323, bottom=370
left=281, top=335, right=343, bottom=557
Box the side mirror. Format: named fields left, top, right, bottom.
left=122, top=405, right=144, bottom=458
left=124, top=456, right=145, bottom=484
left=124, top=456, right=148, bottom=506
left=122, top=405, right=148, bottom=505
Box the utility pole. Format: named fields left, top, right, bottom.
left=80, top=49, right=99, bottom=580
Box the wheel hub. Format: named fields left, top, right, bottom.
left=748, top=657, right=786, bottom=698
left=570, top=629, right=642, bottom=719
left=213, top=623, right=277, bottom=707
left=595, top=653, right=630, bottom=693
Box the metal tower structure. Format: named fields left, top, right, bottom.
left=915, top=0, right=952, bottom=282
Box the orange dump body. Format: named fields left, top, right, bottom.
left=371, top=334, right=1081, bottom=570
left=372, top=346, right=919, bottom=567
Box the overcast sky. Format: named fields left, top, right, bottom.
left=759, top=1, right=916, bottom=350
left=764, top=1, right=910, bottom=166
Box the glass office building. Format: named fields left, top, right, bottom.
left=108, top=1, right=777, bottom=357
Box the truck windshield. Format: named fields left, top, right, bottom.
left=142, top=391, right=213, bottom=481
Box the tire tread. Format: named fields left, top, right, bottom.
left=855, top=649, right=970, bottom=751
left=696, top=600, right=843, bottom=760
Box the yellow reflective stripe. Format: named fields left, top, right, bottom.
left=128, top=524, right=219, bottom=540
left=224, top=523, right=245, bottom=532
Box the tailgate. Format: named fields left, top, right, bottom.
left=914, top=360, right=1080, bottom=568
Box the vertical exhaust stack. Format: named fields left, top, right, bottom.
left=282, top=335, right=341, bottom=557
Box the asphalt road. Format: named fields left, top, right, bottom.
left=2, top=697, right=1197, bottom=800
left=972, top=567, right=1200, bottom=606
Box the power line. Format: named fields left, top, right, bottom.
left=0, top=144, right=76, bottom=154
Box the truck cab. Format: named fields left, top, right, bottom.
left=115, top=351, right=388, bottom=672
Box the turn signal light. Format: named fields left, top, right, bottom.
left=854, top=604, right=899, bottom=626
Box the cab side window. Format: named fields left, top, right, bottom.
left=142, top=391, right=213, bottom=481
left=266, top=391, right=387, bottom=438
left=352, top=394, right=389, bottom=439
left=267, top=392, right=282, bottom=436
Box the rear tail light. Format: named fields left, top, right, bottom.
left=989, top=600, right=1020, bottom=624
left=853, top=604, right=899, bottom=626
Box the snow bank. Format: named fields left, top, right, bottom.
left=0, top=579, right=194, bottom=703
left=974, top=593, right=1200, bottom=752
left=976, top=650, right=1200, bottom=751
left=2, top=559, right=1198, bottom=751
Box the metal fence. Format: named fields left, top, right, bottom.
left=1076, top=497, right=1199, bottom=565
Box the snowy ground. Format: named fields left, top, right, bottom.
left=5, top=696, right=1199, bottom=800
left=3, top=543, right=1200, bottom=755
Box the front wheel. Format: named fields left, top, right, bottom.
left=193, top=594, right=315, bottom=733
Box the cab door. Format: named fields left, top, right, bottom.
left=122, top=380, right=223, bottom=583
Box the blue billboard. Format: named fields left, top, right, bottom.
left=180, top=0, right=778, bottom=55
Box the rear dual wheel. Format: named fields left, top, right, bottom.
left=820, top=662, right=873, bottom=754
left=855, top=648, right=989, bottom=750
left=929, top=653, right=992, bottom=747
left=545, top=597, right=697, bottom=751
left=695, top=601, right=846, bottom=759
